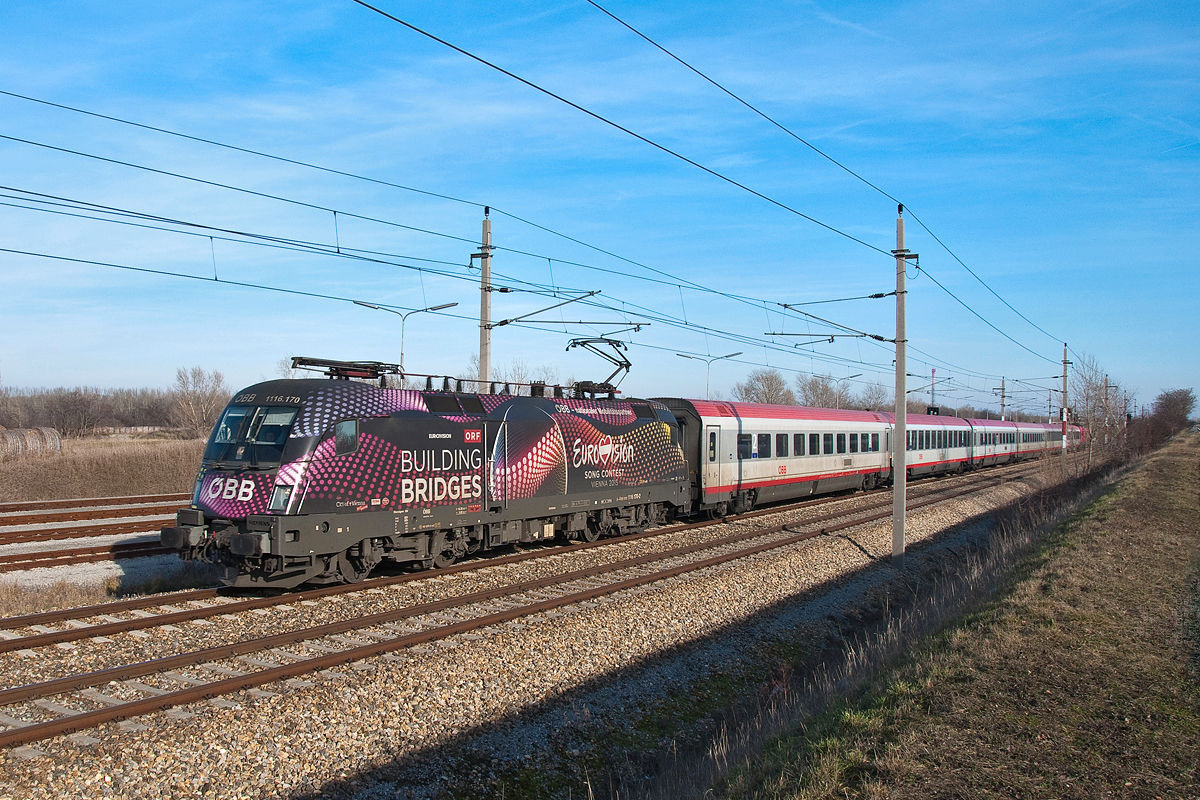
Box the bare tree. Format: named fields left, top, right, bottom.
left=275, top=357, right=302, bottom=380
left=1151, top=388, right=1195, bottom=430
left=732, top=369, right=797, bottom=405
left=170, top=367, right=230, bottom=438
left=795, top=374, right=837, bottom=408
left=854, top=382, right=891, bottom=411
left=41, top=388, right=110, bottom=437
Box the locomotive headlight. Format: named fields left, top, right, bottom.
left=268, top=485, right=293, bottom=512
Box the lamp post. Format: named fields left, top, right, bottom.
left=353, top=301, right=458, bottom=374
left=834, top=373, right=862, bottom=409
left=675, top=351, right=742, bottom=400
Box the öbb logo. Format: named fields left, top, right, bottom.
left=572, top=435, right=634, bottom=468
left=464, top=429, right=482, bottom=444
left=206, top=477, right=256, bottom=502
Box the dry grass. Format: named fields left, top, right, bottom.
left=710, top=436, right=1200, bottom=799
left=0, top=562, right=225, bottom=618
left=0, top=437, right=204, bottom=502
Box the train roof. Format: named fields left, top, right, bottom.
left=656, top=398, right=894, bottom=424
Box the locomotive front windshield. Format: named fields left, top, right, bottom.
left=204, top=405, right=298, bottom=466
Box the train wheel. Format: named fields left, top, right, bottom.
left=579, top=526, right=600, bottom=543
left=432, top=549, right=457, bottom=569
left=335, top=550, right=370, bottom=584
left=707, top=501, right=730, bottom=520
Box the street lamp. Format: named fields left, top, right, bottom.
left=676, top=351, right=742, bottom=400
left=834, top=373, right=863, bottom=410
left=354, top=300, right=458, bottom=374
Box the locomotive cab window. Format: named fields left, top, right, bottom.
left=204, top=405, right=299, bottom=466
left=632, top=404, right=656, bottom=419
left=334, top=419, right=359, bottom=456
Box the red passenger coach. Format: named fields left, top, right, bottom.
left=655, top=399, right=892, bottom=516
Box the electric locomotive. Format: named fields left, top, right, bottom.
left=161, top=360, right=690, bottom=588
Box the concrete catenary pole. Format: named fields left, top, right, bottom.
left=1062, top=343, right=1070, bottom=456
left=892, top=205, right=909, bottom=568
left=478, top=208, right=493, bottom=389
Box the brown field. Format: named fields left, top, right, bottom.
left=714, top=436, right=1200, bottom=799
left=0, top=437, right=204, bottom=503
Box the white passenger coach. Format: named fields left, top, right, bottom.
left=655, top=398, right=1078, bottom=517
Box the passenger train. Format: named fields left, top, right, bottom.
left=161, top=361, right=1083, bottom=588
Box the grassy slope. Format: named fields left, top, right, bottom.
left=719, top=436, right=1200, bottom=799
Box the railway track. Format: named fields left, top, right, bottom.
left=0, top=459, right=1043, bottom=639
left=0, top=465, right=1038, bottom=750
left=0, top=493, right=188, bottom=572
left=0, top=493, right=191, bottom=516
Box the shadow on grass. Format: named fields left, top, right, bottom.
left=274, top=461, right=1124, bottom=800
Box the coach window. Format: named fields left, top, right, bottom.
left=776, top=433, right=789, bottom=458
left=708, top=431, right=717, bottom=462
left=823, top=433, right=834, bottom=455
left=334, top=419, right=358, bottom=456
left=737, top=434, right=752, bottom=459
left=794, top=433, right=805, bottom=456
left=810, top=433, right=820, bottom=456
left=871, top=433, right=880, bottom=452
left=757, top=433, right=772, bottom=458
left=849, top=433, right=859, bottom=453
left=836, top=433, right=847, bottom=454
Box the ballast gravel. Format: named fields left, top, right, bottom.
left=0, top=468, right=1052, bottom=799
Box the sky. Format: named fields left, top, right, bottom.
left=1, top=0, right=1197, bottom=417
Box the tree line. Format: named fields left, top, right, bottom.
left=0, top=368, right=230, bottom=438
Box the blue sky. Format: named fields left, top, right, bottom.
left=1, top=0, right=1196, bottom=417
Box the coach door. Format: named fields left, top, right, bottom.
left=704, top=425, right=723, bottom=495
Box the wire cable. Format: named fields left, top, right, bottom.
left=348, top=0, right=892, bottom=258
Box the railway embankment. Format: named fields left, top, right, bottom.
left=0, top=453, right=1153, bottom=800
left=689, top=434, right=1200, bottom=799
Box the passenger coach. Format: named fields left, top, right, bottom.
left=654, top=399, right=892, bottom=516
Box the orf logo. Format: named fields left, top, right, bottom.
left=464, top=429, right=482, bottom=444
left=597, top=436, right=613, bottom=464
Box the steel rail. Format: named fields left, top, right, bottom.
left=0, top=477, right=1005, bottom=748
left=0, top=493, right=191, bottom=514
left=0, top=542, right=170, bottom=573
left=0, top=504, right=183, bottom=528
left=0, top=519, right=171, bottom=546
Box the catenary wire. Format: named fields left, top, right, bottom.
left=347, top=0, right=892, bottom=258
left=1, top=90, right=1056, bottom=376
left=580, top=1, right=1065, bottom=347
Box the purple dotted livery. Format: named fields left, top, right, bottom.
left=162, top=371, right=1083, bottom=588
